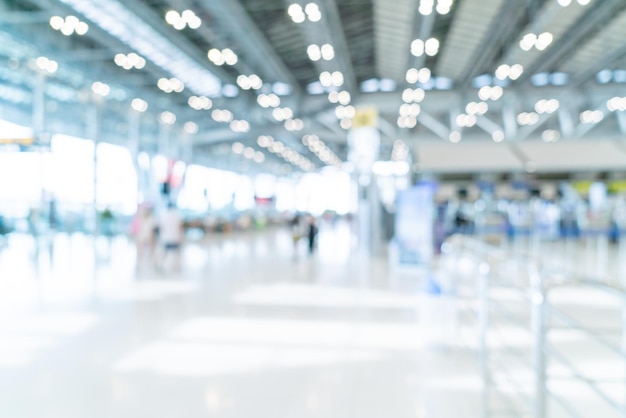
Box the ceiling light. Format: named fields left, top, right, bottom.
left=436, top=0, right=454, bottom=15
left=230, top=120, right=250, bottom=133
left=520, top=32, right=553, bottom=51
left=411, top=39, right=424, bottom=57
left=580, top=110, right=604, bottom=123
left=237, top=75, right=251, bottom=90
left=607, top=97, right=626, bottom=112
left=35, top=56, right=58, bottom=74
left=254, top=152, right=265, bottom=163
left=91, top=81, right=110, bottom=97
left=319, top=71, right=332, bottom=87
left=257, top=93, right=280, bottom=108
left=159, top=111, right=176, bottom=125
left=338, top=90, right=351, bottom=105
left=248, top=74, right=262, bottom=90
left=165, top=10, right=180, bottom=25
left=331, top=71, right=344, bottom=87
left=424, top=38, right=440, bottom=56
left=75, top=21, right=89, bottom=35
left=402, top=88, right=415, bottom=103
left=131, top=98, right=148, bottom=112
left=58, top=0, right=221, bottom=96
left=492, top=130, right=504, bottom=142
left=51, top=15, right=89, bottom=36
left=307, top=44, right=321, bottom=61
left=535, top=32, right=553, bottom=51
left=50, top=16, right=64, bottom=30
left=418, top=68, right=431, bottom=83
left=184, top=121, right=199, bottom=134
left=232, top=142, right=244, bottom=154
left=305, top=3, right=322, bottom=21
left=542, top=129, right=560, bottom=142
left=478, top=85, right=503, bottom=101
left=320, top=44, right=334, bottom=60
left=288, top=4, right=306, bottom=23
left=212, top=109, right=233, bottom=122
left=419, top=0, right=433, bottom=15
left=535, top=99, right=559, bottom=114
left=257, top=135, right=274, bottom=147
left=449, top=131, right=461, bottom=143
left=517, top=112, right=539, bottom=125
left=114, top=52, right=146, bottom=70
left=165, top=9, right=201, bottom=30
left=285, top=118, right=304, bottom=131
left=188, top=95, right=212, bottom=110
left=207, top=48, right=238, bottom=66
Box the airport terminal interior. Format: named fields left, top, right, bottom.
left=2, top=0, right=626, bottom=416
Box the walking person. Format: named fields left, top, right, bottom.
left=307, top=215, right=318, bottom=254
left=157, top=202, right=184, bottom=273
left=133, top=205, right=156, bottom=269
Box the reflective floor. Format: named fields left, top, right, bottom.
left=0, top=222, right=480, bottom=418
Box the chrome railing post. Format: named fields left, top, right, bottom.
left=530, top=265, right=547, bottom=418
left=478, top=262, right=490, bottom=418
left=622, top=303, right=626, bottom=418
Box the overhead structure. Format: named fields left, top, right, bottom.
left=1, top=0, right=626, bottom=174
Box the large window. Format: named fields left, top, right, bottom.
left=0, top=129, right=138, bottom=218
left=96, top=142, right=137, bottom=215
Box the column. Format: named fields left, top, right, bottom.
left=348, top=107, right=380, bottom=256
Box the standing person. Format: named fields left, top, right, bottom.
left=307, top=215, right=318, bottom=254
left=290, top=214, right=302, bottom=250
left=134, top=206, right=156, bottom=268
left=158, top=202, right=184, bottom=273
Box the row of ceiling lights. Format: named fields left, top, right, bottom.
left=236, top=74, right=263, bottom=90
left=165, top=9, right=202, bottom=30
left=557, top=0, right=592, bottom=6
left=38, top=3, right=615, bottom=165
left=257, top=135, right=315, bottom=171
left=49, top=15, right=88, bottom=36
left=520, top=32, right=553, bottom=52
left=410, top=38, right=440, bottom=58
left=307, top=44, right=334, bottom=61
left=302, top=134, right=342, bottom=167
left=232, top=142, right=265, bottom=164
left=288, top=3, right=322, bottom=23
left=419, top=0, right=455, bottom=16
left=114, top=53, right=146, bottom=70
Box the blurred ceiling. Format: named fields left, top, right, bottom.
left=1, top=0, right=626, bottom=174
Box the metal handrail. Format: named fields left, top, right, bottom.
left=442, top=234, right=626, bottom=418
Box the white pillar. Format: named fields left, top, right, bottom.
left=348, top=108, right=380, bottom=256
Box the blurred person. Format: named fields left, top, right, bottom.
left=133, top=206, right=156, bottom=267
left=290, top=213, right=302, bottom=250
left=99, top=207, right=115, bottom=236
left=306, top=215, right=318, bottom=254
left=27, top=207, right=40, bottom=236
left=158, top=202, right=184, bottom=272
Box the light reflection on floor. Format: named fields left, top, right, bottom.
left=2, top=223, right=620, bottom=417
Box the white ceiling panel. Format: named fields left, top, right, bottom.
left=501, top=0, right=590, bottom=70
left=373, top=0, right=417, bottom=81
left=558, top=8, right=626, bottom=75
left=415, top=141, right=524, bottom=172
left=517, top=140, right=626, bottom=171
left=436, top=0, right=505, bottom=81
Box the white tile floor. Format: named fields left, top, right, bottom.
left=0, top=222, right=482, bottom=418
left=1, top=222, right=625, bottom=418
